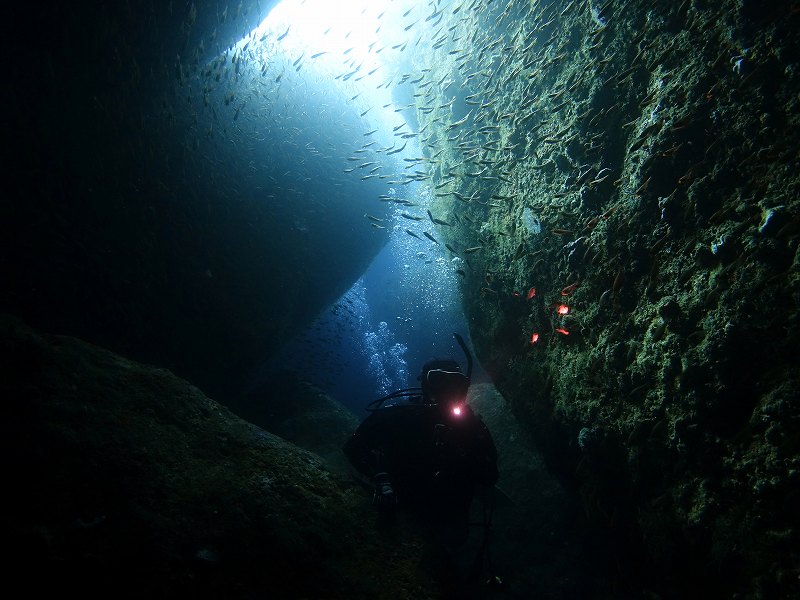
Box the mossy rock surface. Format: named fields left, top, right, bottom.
left=0, top=315, right=443, bottom=599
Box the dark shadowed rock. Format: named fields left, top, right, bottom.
left=238, top=369, right=360, bottom=475
left=2, top=0, right=390, bottom=408
left=466, top=384, right=611, bottom=597
left=0, top=315, right=443, bottom=600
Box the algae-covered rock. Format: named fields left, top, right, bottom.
left=0, top=315, right=441, bottom=599
left=239, top=369, right=360, bottom=475
left=411, top=1, right=800, bottom=597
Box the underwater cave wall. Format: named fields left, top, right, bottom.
left=2, top=0, right=389, bottom=404
left=412, top=0, right=799, bottom=597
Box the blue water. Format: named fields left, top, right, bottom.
left=262, top=187, right=487, bottom=416
left=226, top=1, right=493, bottom=417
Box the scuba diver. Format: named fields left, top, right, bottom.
left=343, top=334, right=498, bottom=553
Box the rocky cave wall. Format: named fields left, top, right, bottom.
left=0, top=314, right=449, bottom=599
left=412, top=0, right=799, bottom=597
left=2, top=0, right=388, bottom=405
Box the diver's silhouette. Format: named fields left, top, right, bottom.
left=343, top=334, right=498, bottom=549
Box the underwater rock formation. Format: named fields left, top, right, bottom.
left=4, top=0, right=798, bottom=597
left=2, top=0, right=390, bottom=406
left=239, top=368, right=361, bottom=474
left=467, top=383, right=611, bottom=597
left=0, top=315, right=442, bottom=599
left=413, top=1, right=800, bottom=597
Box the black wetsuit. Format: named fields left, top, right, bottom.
left=344, top=400, right=498, bottom=543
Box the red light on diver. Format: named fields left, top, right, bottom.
left=452, top=406, right=462, bottom=416
left=530, top=333, right=540, bottom=344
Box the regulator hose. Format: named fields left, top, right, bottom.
left=453, top=332, right=473, bottom=381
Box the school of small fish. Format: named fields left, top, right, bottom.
left=163, top=0, right=672, bottom=304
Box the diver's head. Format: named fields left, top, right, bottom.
left=420, top=359, right=470, bottom=409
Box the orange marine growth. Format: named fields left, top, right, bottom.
left=561, top=281, right=580, bottom=296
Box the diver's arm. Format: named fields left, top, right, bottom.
left=343, top=417, right=383, bottom=478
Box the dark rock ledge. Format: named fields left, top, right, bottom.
left=0, top=314, right=441, bottom=600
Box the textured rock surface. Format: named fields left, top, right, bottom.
left=0, top=315, right=443, bottom=599
left=0, top=314, right=632, bottom=599
left=239, top=369, right=361, bottom=475
left=2, top=0, right=389, bottom=406
left=413, top=1, right=800, bottom=597
left=3, top=1, right=799, bottom=597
